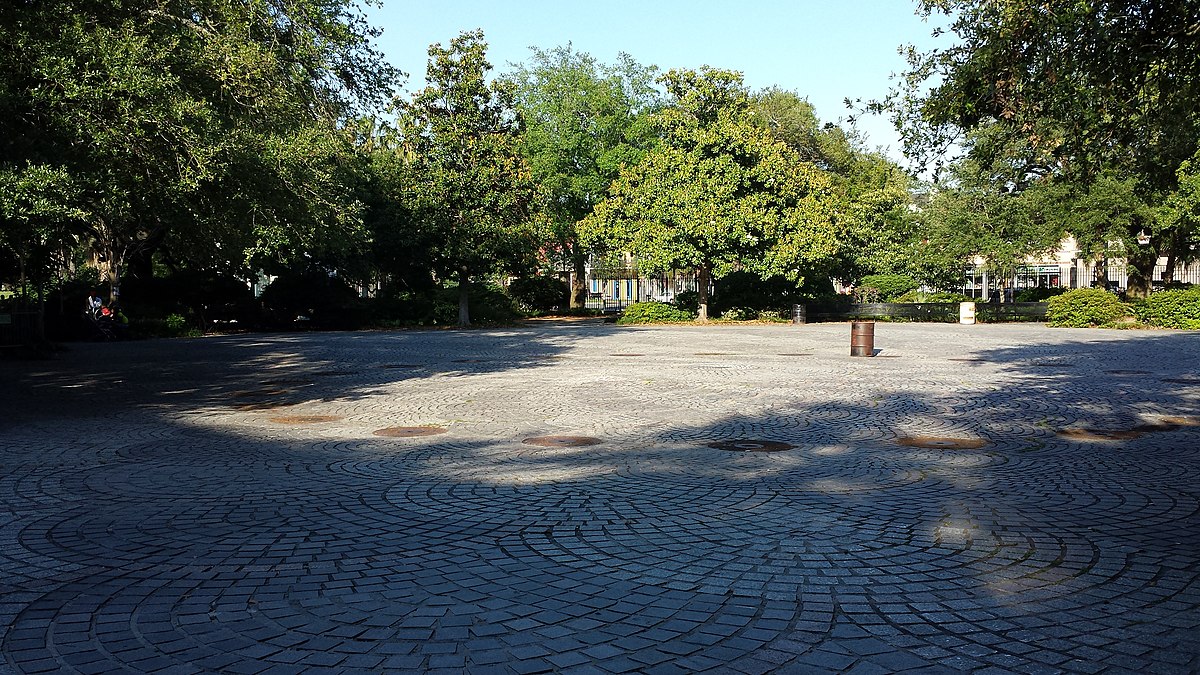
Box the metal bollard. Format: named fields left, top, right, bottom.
left=792, top=304, right=806, bottom=325
left=850, top=320, right=875, bottom=357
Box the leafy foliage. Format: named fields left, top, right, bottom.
left=391, top=30, right=537, bottom=326
left=894, top=290, right=973, bottom=303
left=617, top=301, right=695, bottom=324
left=259, top=269, right=364, bottom=329
left=1133, top=288, right=1200, bottom=329
left=505, top=46, right=660, bottom=307
left=1046, top=288, right=1130, bottom=328
left=582, top=68, right=840, bottom=321
left=856, top=274, right=919, bottom=302
left=507, top=275, right=569, bottom=312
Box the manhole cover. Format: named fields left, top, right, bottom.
left=1162, top=377, right=1200, bottom=384
left=523, top=435, right=602, bottom=447
left=1151, top=415, right=1199, bottom=427
left=312, top=370, right=359, bottom=377
left=897, top=436, right=988, bottom=450
left=231, top=388, right=288, bottom=398
left=776, top=353, right=813, bottom=357
left=707, top=440, right=795, bottom=452
left=380, top=363, right=423, bottom=369
left=1030, top=362, right=1073, bottom=368
left=1057, top=428, right=1142, bottom=441
left=373, top=426, right=447, bottom=437
left=1106, top=369, right=1150, bottom=375
left=452, top=359, right=486, bottom=363
left=234, top=401, right=296, bottom=411
left=268, top=415, right=341, bottom=425
left=261, top=378, right=314, bottom=386
left=610, top=353, right=644, bottom=357
left=694, top=352, right=732, bottom=356
left=948, top=358, right=987, bottom=362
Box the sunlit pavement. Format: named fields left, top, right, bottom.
left=1, top=322, right=1197, bottom=674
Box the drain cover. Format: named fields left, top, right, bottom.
left=610, top=353, right=644, bottom=357
left=707, top=440, right=795, bottom=452
left=948, top=358, right=986, bottom=362
left=232, top=388, right=288, bottom=398
left=694, top=352, right=732, bottom=356
left=777, top=353, right=813, bottom=357
left=523, top=435, right=602, bottom=447
left=1106, top=369, right=1150, bottom=375
left=897, top=436, right=987, bottom=450
left=452, top=359, right=486, bottom=363
left=374, top=426, right=447, bottom=437
left=1057, top=428, right=1142, bottom=441
left=380, top=363, right=422, bottom=369
left=1162, top=377, right=1200, bottom=384
left=268, top=415, right=341, bottom=425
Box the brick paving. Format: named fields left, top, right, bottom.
left=0, top=321, right=1197, bottom=674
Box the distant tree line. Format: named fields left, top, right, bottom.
left=2, top=0, right=1196, bottom=333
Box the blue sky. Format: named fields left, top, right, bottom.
left=362, top=1, right=952, bottom=162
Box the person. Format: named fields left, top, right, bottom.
left=86, top=291, right=103, bottom=318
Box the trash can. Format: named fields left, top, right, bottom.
left=959, top=301, right=976, bottom=325
left=850, top=320, right=875, bottom=357
left=792, top=304, right=806, bottom=325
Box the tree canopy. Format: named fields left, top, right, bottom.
left=581, top=68, right=840, bottom=320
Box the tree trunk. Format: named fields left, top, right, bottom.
left=1162, top=232, right=1180, bottom=285
left=457, top=267, right=471, bottom=327
left=697, top=265, right=711, bottom=322
left=1125, top=253, right=1155, bottom=299
left=1094, top=256, right=1109, bottom=290
left=570, top=251, right=588, bottom=309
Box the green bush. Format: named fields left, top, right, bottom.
left=1133, top=288, right=1200, bottom=329
left=618, top=301, right=695, bottom=324
left=711, top=272, right=801, bottom=315
left=1046, top=288, right=1130, bottom=327
left=1014, top=287, right=1068, bottom=302
left=857, top=274, right=919, bottom=301
left=894, top=290, right=974, bottom=303
left=672, top=290, right=700, bottom=314
left=507, top=275, right=569, bottom=312
left=371, top=283, right=519, bottom=326
left=260, top=269, right=365, bottom=329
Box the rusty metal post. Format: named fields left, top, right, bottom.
left=850, top=320, right=875, bottom=357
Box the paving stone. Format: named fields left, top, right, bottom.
left=0, top=324, right=1196, bottom=674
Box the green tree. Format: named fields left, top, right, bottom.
left=581, top=68, right=840, bottom=321
left=505, top=45, right=660, bottom=308
left=1, top=0, right=394, bottom=301
left=394, top=30, right=536, bottom=326
left=751, top=88, right=915, bottom=285
left=885, top=0, right=1200, bottom=296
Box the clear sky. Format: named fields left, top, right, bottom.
left=362, top=1, right=951, bottom=163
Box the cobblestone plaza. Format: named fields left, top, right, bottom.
left=1, top=322, right=1197, bottom=674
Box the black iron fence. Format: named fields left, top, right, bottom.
left=0, top=311, right=41, bottom=346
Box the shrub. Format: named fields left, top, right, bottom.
left=371, top=283, right=519, bottom=326
left=711, top=272, right=801, bottom=315
left=1014, top=287, right=1068, bottom=302
left=618, top=301, right=695, bottom=324
left=1046, top=288, right=1129, bottom=327
left=672, top=290, right=700, bottom=314
left=856, top=274, right=919, bottom=301
left=719, top=307, right=755, bottom=321
left=894, top=290, right=974, bottom=303
left=1133, top=288, right=1200, bottom=329
left=260, top=269, right=365, bottom=329
left=507, top=275, right=569, bottom=312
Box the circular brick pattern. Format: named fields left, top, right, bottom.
left=0, top=323, right=1197, bottom=674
